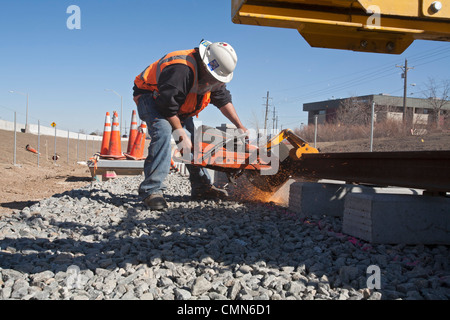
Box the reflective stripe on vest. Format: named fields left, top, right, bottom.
left=139, top=53, right=198, bottom=85
left=135, top=50, right=211, bottom=118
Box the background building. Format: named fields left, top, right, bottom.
left=303, top=94, right=449, bottom=127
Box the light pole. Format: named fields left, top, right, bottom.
left=105, top=89, right=123, bottom=135
left=410, top=83, right=417, bottom=126
left=9, top=90, right=29, bottom=133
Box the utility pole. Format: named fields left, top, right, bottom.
left=370, top=100, right=375, bottom=152
left=396, top=59, right=414, bottom=125
left=263, top=91, right=271, bottom=133
left=272, top=106, right=276, bottom=131
left=314, top=115, right=318, bottom=148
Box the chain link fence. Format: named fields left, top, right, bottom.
left=0, top=111, right=130, bottom=168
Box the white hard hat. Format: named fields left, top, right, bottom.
left=199, top=40, right=237, bottom=83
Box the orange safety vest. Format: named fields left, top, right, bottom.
left=134, top=49, right=211, bottom=118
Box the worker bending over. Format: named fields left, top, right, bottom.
left=133, top=40, right=247, bottom=210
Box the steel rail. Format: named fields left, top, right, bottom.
left=294, top=151, right=450, bottom=192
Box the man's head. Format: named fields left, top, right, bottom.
left=199, top=40, right=238, bottom=83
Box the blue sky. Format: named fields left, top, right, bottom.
left=1, top=0, right=450, bottom=134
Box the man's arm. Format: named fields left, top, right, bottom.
left=219, top=102, right=248, bottom=134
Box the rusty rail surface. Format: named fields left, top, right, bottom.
left=294, top=151, right=450, bottom=192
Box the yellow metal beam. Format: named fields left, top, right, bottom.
left=358, top=0, right=450, bottom=19
left=265, top=129, right=318, bottom=160
left=357, top=0, right=422, bottom=18
left=422, top=0, right=450, bottom=18
left=232, top=0, right=450, bottom=54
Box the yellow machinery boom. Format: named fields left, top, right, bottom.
left=265, top=128, right=318, bottom=160
left=245, top=129, right=319, bottom=193
left=232, top=0, right=450, bottom=54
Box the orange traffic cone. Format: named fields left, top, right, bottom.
left=125, top=121, right=147, bottom=160
left=26, top=144, right=40, bottom=155
left=127, top=110, right=138, bottom=154
left=100, top=112, right=111, bottom=157
left=170, top=158, right=179, bottom=172
left=105, top=111, right=126, bottom=159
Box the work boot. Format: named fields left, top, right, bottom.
left=191, top=185, right=228, bottom=200
left=144, top=194, right=168, bottom=210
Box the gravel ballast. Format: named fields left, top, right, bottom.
left=0, top=173, right=449, bottom=300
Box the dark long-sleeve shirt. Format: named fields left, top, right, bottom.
left=133, top=51, right=232, bottom=118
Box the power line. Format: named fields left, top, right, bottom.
left=277, top=63, right=400, bottom=104
left=258, top=45, right=450, bottom=130
left=414, top=53, right=450, bottom=68
left=274, top=44, right=450, bottom=106
left=273, top=44, right=450, bottom=96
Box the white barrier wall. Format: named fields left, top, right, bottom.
left=0, top=119, right=18, bottom=132
left=0, top=119, right=130, bottom=141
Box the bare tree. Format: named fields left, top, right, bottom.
left=336, top=97, right=371, bottom=125
left=422, top=78, right=450, bottom=129
left=443, top=109, right=450, bottom=130
left=89, top=130, right=102, bottom=136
